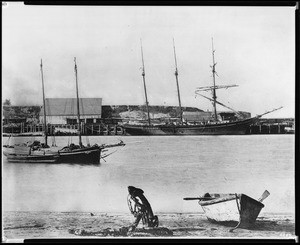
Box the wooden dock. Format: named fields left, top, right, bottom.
left=3, top=123, right=125, bottom=136
left=2, top=120, right=294, bottom=136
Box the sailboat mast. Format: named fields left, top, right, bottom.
left=74, top=57, right=82, bottom=147
left=211, top=38, right=218, bottom=121
left=40, top=59, right=48, bottom=146
left=140, top=39, right=151, bottom=126
left=173, top=38, right=183, bottom=123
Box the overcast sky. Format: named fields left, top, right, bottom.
left=2, top=3, right=295, bottom=118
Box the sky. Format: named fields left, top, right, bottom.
left=2, top=3, right=296, bottom=118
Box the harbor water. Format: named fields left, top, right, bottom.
left=2, top=135, right=295, bottom=214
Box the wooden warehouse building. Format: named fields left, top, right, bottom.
left=39, top=98, right=102, bottom=124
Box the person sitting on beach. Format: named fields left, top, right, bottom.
left=127, top=186, right=159, bottom=232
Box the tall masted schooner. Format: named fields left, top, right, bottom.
left=122, top=39, right=282, bottom=135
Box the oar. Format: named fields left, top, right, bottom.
left=183, top=197, right=213, bottom=201
left=183, top=197, right=201, bottom=200
left=257, top=190, right=270, bottom=202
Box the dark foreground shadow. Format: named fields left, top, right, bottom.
left=194, top=218, right=294, bottom=234
left=69, top=227, right=173, bottom=237
left=209, top=219, right=294, bottom=233
left=247, top=220, right=294, bottom=233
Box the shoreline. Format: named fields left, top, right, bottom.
left=3, top=211, right=295, bottom=239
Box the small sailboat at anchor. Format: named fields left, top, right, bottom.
left=3, top=58, right=125, bottom=164
left=53, top=57, right=103, bottom=164
left=183, top=190, right=270, bottom=231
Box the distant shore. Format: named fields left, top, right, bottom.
left=3, top=211, right=295, bottom=240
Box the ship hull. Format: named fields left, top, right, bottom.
left=3, top=151, right=59, bottom=163
left=4, top=146, right=101, bottom=164
left=57, top=146, right=101, bottom=164
left=123, top=117, right=258, bottom=136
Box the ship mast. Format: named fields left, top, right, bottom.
left=173, top=38, right=183, bottom=123
left=211, top=38, right=218, bottom=121
left=196, top=39, right=240, bottom=119
left=74, top=57, right=82, bottom=147
left=140, top=39, right=151, bottom=126
left=40, top=59, right=48, bottom=146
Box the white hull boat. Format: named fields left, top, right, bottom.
left=184, top=190, right=270, bottom=231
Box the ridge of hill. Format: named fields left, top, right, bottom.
left=3, top=105, right=203, bottom=120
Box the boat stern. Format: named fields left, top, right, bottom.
left=238, top=194, right=264, bottom=228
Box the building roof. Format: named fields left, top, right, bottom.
left=40, top=98, right=102, bottom=116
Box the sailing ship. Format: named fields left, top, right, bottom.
left=122, top=39, right=282, bottom=135
left=3, top=58, right=125, bottom=164
left=183, top=190, right=270, bottom=231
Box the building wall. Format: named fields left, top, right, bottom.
left=39, top=98, right=102, bottom=124
left=39, top=115, right=101, bottom=124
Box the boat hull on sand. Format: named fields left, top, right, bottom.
left=199, top=193, right=264, bottom=229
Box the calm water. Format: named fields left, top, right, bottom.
left=2, top=135, right=295, bottom=214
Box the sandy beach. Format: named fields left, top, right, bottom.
left=2, top=211, right=295, bottom=241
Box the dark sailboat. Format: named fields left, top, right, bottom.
left=53, top=58, right=125, bottom=164
left=122, top=39, right=282, bottom=135
left=53, top=57, right=102, bottom=164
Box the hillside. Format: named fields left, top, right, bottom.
left=102, top=105, right=203, bottom=119
left=3, top=105, right=203, bottom=121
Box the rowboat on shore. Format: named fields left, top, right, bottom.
left=183, top=190, right=270, bottom=231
